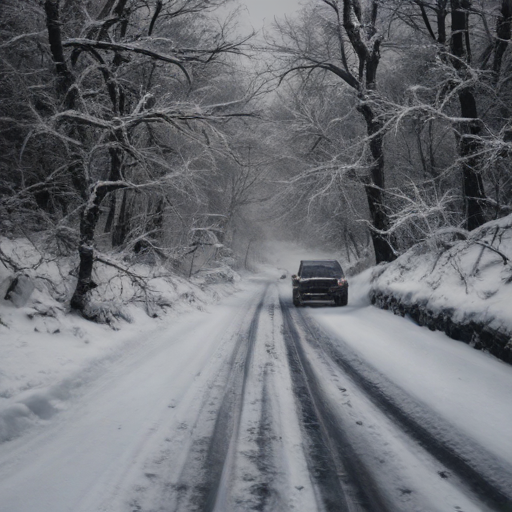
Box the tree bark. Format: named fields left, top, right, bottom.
left=340, top=0, right=395, bottom=263
left=104, top=192, right=116, bottom=234
left=44, top=0, right=77, bottom=108
left=71, top=181, right=127, bottom=312
left=71, top=144, right=125, bottom=312
left=457, top=91, right=486, bottom=230
left=148, top=198, right=165, bottom=242
left=437, top=4, right=448, bottom=45
left=112, top=188, right=130, bottom=247
left=44, top=0, right=88, bottom=206
left=71, top=185, right=108, bottom=312
left=494, top=0, right=512, bottom=76
left=358, top=103, right=397, bottom=263
left=450, top=0, right=486, bottom=230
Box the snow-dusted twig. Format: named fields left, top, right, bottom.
left=0, top=31, right=46, bottom=49
left=62, top=38, right=191, bottom=84
left=0, top=246, right=22, bottom=273
left=94, top=254, right=150, bottom=291
left=473, top=241, right=510, bottom=266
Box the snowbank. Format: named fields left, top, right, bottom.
left=368, top=215, right=512, bottom=363
left=0, top=236, right=241, bottom=443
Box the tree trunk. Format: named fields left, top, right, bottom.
left=70, top=186, right=108, bottom=311
left=450, top=0, right=487, bottom=230
left=44, top=0, right=88, bottom=203
left=348, top=230, right=361, bottom=259
left=338, top=0, right=395, bottom=262
left=104, top=192, right=116, bottom=234
left=44, top=0, right=77, bottom=109
left=358, top=102, right=396, bottom=263
left=437, top=1, right=448, bottom=44
left=458, top=91, right=486, bottom=230
left=494, top=0, right=512, bottom=76
left=112, top=188, right=130, bottom=247
left=71, top=145, right=125, bottom=313
left=149, top=198, right=165, bottom=242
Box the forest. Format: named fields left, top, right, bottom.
left=0, top=0, right=511, bottom=320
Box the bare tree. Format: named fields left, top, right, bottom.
left=35, top=0, right=255, bottom=315
left=387, top=0, right=512, bottom=229
left=261, top=79, right=371, bottom=258
left=268, top=0, right=397, bottom=263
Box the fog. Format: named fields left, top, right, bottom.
left=237, top=0, right=302, bottom=30
left=250, top=239, right=350, bottom=278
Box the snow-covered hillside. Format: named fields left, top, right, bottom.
left=0, top=236, right=241, bottom=444
left=370, top=214, right=512, bottom=363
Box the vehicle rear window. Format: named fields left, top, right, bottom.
left=301, top=262, right=343, bottom=278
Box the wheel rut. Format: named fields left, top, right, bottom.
left=290, top=299, right=512, bottom=512
left=280, top=297, right=391, bottom=512
left=196, top=292, right=267, bottom=512
left=158, top=285, right=276, bottom=512
left=129, top=286, right=512, bottom=512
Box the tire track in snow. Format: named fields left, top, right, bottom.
left=218, top=289, right=283, bottom=511
left=120, top=284, right=270, bottom=512
left=176, top=283, right=321, bottom=512
left=279, top=296, right=390, bottom=512
left=176, top=285, right=269, bottom=512
left=202, top=292, right=265, bottom=511
left=128, top=282, right=315, bottom=512
left=292, top=301, right=512, bottom=512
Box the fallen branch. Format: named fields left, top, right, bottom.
left=94, top=253, right=148, bottom=288
left=474, top=241, right=510, bottom=265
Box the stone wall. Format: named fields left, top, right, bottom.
left=370, top=290, right=512, bottom=365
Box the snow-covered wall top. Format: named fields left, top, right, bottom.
left=370, top=214, right=512, bottom=335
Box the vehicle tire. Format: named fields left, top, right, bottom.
left=293, top=293, right=302, bottom=307
left=335, top=292, right=348, bottom=307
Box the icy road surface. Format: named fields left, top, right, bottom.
left=1, top=277, right=512, bottom=512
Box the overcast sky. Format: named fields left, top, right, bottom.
left=236, top=0, right=301, bottom=31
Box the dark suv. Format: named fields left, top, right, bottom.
left=292, top=260, right=348, bottom=307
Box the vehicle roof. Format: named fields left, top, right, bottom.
left=300, top=260, right=341, bottom=267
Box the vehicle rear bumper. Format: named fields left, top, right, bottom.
left=301, top=289, right=346, bottom=301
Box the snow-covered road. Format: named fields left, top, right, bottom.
left=1, top=276, right=511, bottom=512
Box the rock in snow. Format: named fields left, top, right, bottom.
left=4, top=275, right=35, bottom=308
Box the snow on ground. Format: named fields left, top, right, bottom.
left=0, top=236, right=241, bottom=444
left=305, top=265, right=512, bottom=474
left=3, top=269, right=509, bottom=512
left=0, top=280, right=267, bottom=512
left=1, top=235, right=512, bottom=511
left=370, top=214, right=512, bottom=334
left=309, top=299, right=512, bottom=467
